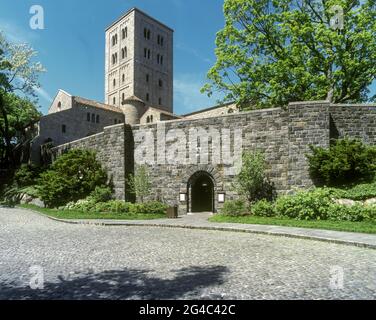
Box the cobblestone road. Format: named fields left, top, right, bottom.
left=0, top=208, right=375, bottom=299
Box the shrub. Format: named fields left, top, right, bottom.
left=64, top=198, right=97, bottom=212
left=89, top=186, right=113, bottom=203
left=251, top=199, right=276, bottom=217
left=94, top=200, right=130, bottom=214
left=38, top=149, right=107, bottom=208
left=327, top=203, right=376, bottom=222
left=138, top=201, right=168, bottom=215
left=232, top=151, right=276, bottom=203
left=220, top=199, right=249, bottom=216
left=63, top=198, right=167, bottom=215
left=14, top=164, right=41, bottom=187
left=329, top=181, right=376, bottom=201
left=307, top=138, right=376, bottom=186
left=127, top=165, right=151, bottom=203
left=275, top=188, right=334, bottom=220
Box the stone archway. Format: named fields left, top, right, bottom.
left=187, top=171, right=215, bottom=213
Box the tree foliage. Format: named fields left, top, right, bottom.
left=307, top=138, right=376, bottom=186
left=202, top=0, right=376, bottom=109
left=0, top=32, right=44, bottom=166
left=127, top=165, right=152, bottom=203
left=232, top=151, right=275, bottom=203
left=38, top=149, right=108, bottom=208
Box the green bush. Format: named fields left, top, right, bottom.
left=307, top=138, right=376, bottom=186
left=220, top=199, right=249, bottom=216
left=94, top=200, right=131, bottom=213
left=137, top=201, right=168, bottom=214
left=64, top=198, right=167, bottom=215
left=232, top=151, right=276, bottom=203
left=329, top=181, right=376, bottom=201
left=89, top=186, right=113, bottom=203
left=14, top=164, right=41, bottom=187
left=251, top=199, right=276, bottom=217
left=275, top=189, right=334, bottom=220
left=38, top=149, right=108, bottom=208
left=327, top=203, right=376, bottom=222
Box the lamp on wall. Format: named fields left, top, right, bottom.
left=179, top=193, right=187, bottom=202
left=218, top=193, right=226, bottom=203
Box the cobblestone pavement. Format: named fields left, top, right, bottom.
left=0, top=207, right=375, bottom=300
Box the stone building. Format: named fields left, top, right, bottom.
left=30, top=90, right=125, bottom=164
left=105, top=8, right=174, bottom=117
left=31, top=7, right=376, bottom=215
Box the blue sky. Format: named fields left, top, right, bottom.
left=0, top=0, right=225, bottom=115
left=0, top=1, right=375, bottom=115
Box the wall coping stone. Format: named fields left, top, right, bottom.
left=131, top=107, right=283, bottom=128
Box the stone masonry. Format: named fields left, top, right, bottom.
left=51, top=101, right=376, bottom=215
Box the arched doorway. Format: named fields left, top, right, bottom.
left=188, top=171, right=215, bottom=213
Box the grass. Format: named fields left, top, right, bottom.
left=18, top=204, right=166, bottom=220
left=209, top=214, right=376, bottom=234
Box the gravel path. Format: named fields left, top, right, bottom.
left=0, top=207, right=375, bottom=300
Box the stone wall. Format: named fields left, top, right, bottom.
left=288, top=101, right=330, bottom=190
left=183, top=102, right=239, bottom=120
left=51, top=101, right=376, bottom=215
left=329, top=104, right=376, bottom=144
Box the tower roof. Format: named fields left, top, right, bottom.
left=123, top=95, right=146, bottom=104
left=105, top=7, right=174, bottom=32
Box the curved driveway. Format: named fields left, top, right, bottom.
left=0, top=207, right=375, bottom=299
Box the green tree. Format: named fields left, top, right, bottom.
left=38, top=149, right=108, bottom=208
left=232, top=151, right=275, bottom=204
left=202, top=0, right=376, bottom=109
left=127, top=165, right=151, bottom=203
left=0, top=92, right=41, bottom=162
left=0, top=32, right=45, bottom=165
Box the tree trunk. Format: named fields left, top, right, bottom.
left=0, top=92, right=14, bottom=167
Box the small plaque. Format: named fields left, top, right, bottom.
left=218, top=193, right=225, bottom=203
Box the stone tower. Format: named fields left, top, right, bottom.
left=105, top=7, right=174, bottom=123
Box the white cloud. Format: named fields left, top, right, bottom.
left=34, top=86, right=53, bottom=104
left=174, top=74, right=223, bottom=114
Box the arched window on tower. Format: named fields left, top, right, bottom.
left=122, top=47, right=127, bottom=59
left=57, top=101, right=62, bottom=111
left=122, top=74, right=125, bottom=83
left=96, top=115, right=100, bottom=124
left=122, top=27, right=127, bottom=39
